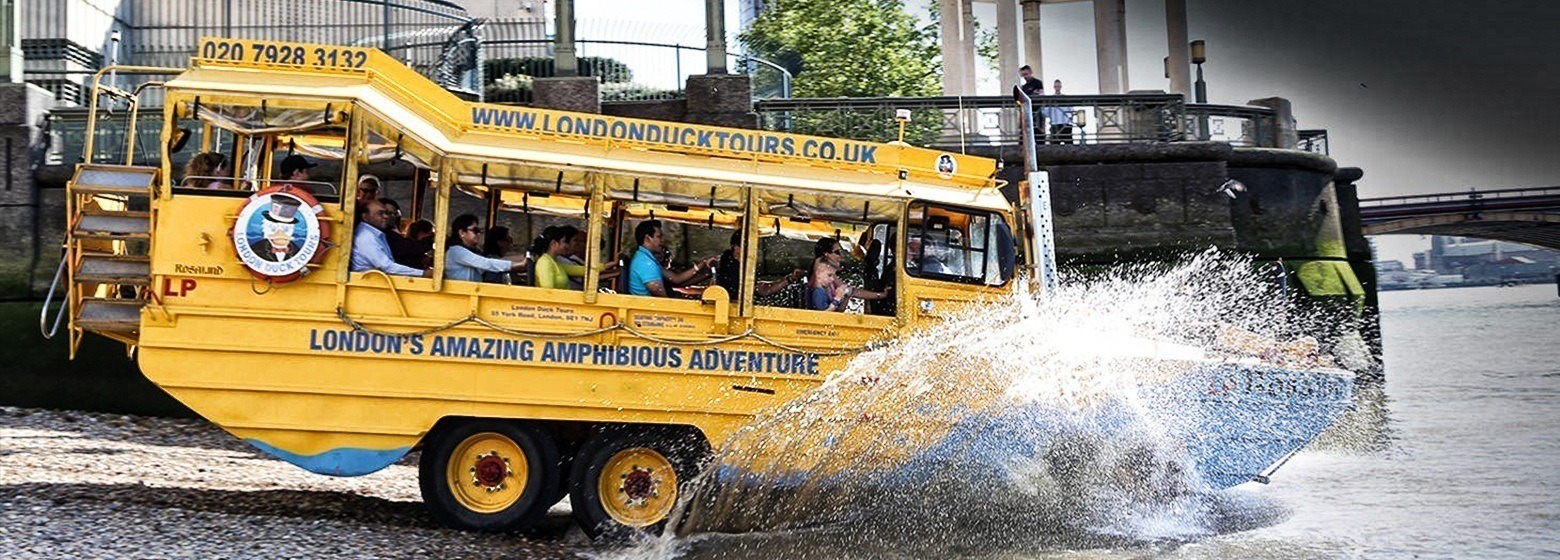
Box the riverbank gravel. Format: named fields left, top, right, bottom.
left=0, top=407, right=593, bottom=559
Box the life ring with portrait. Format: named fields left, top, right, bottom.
left=230, top=184, right=333, bottom=283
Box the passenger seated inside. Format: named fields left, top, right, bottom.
left=626, top=219, right=717, bottom=297
left=356, top=174, right=381, bottom=204
left=530, top=226, right=580, bottom=289
left=276, top=154, right=318, bottom=193
left=909, top=234, right=961, bottom=276
left=482, top=226, right=516, bottom=284
left=182, top=152, right=230, bottom=189
left=444, top=214, right=527, bottom=282
left=398, top=219, right=435, bottom=269
left=809, top=237, right=890, bottom=312
left=351, top=199, right=428, bottom=277
left=561, top=226, right=619, bottom=289
left=808, top=263, right=849, bottom=312
left=715, top=232, right=802, bottom=301
left=378, top=197, right=422, bottom=269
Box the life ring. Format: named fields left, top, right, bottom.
left=230, top=183, right=333, bottom=284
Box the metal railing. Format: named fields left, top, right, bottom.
left=755, top=94, right=1189, bottom=149
left=1298, top=129, right=1329, bottom=155
left=1359, top=186, right=1560, bottom=208
left=1184, top=103, right=1278, bottom=147
left=44, top=106, right=177, bottom=167
left=21, top=0, right=472, bottom=105
left=476, top=38, right=792, bottom=103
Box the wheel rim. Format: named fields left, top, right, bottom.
left=597, top=446, right=678, bottom=527
left=445, top=431, right=529, bottom=514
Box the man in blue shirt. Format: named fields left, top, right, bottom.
left=627, top=219, right=715, bottom=297
left=351, top=199, right=426, bottom=277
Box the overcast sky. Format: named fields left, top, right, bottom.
left=575, top=0, right=1560, bottom=263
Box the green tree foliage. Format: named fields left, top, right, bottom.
left=742, top=0, right=945, bottom=144
left=741, top=0, right=941, bottom=98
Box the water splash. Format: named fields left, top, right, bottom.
left=610, top=251, right=1348, bottom=559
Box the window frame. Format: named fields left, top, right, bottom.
left=903, top=201, right=1012, bottom=287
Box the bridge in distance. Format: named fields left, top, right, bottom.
left=1360, top=187, right=1560, bottom=250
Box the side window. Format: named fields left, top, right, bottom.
left=594, top=174, right=743, bottom=300
left=752, top=189, right=899, bottom=315
left=906, top=202, right=1010, bottom=286
left=342, top=110, right=442, bottom=278
left=170, top=97, right=349, bottom=197
left=441, top=158, right=598, bottom=289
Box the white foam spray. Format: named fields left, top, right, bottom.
left=600, top=251, right=1337, bottom=559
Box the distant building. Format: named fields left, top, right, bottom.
left=20, top=0, right=472, bottom=106
left=1411, top=235, right=1559, bottom=286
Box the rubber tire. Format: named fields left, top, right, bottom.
left=418, top=419, right=560, bottom=532
left=569, top=425, right=709, bottom=541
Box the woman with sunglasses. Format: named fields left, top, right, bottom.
left=444, top=214, right=526, bottom=283
left=809, top=237, right=889, bottom=312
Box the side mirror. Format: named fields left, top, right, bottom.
left=994, top=219, right=1017, bottom=282
left=168, top=127, right=191, bottom=153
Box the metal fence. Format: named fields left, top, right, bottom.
left=21, top=0, right=472, bottom=105
left=477, top=39, right=791, bottom=103
left=750, top=96, right=1302, bottom=151
left=43, top=106, right=167, bottom=167
left=1184, top=103, right=1279, bottom=147
left=1298, top=129, right=1329, bottom=155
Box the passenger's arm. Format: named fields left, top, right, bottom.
left=448, top=246, right=516, bottom=274
left=645, top=280, right=668, bottom=297
left=846, top=285, right=890, bottom=301
left=362, top=236, right=424, bottom=276
left=663, top=256, right=717, bottom=286
left=558, top=260, right=589, bottom=278
left=754, top=269, right=803, bottom=297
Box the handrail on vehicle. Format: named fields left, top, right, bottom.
left=39, top=250, right=70, bottom=339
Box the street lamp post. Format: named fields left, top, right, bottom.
left=1190, top=39, right=1209, bottom=140
left=1190, top=40, right=1207, bottom=103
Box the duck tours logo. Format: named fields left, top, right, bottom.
left=233, top=189, right=325, bottom=281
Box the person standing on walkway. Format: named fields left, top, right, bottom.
left=1019, top=65, right=1045, bottom=99
left=1044, top=79, right=1076, bottom=145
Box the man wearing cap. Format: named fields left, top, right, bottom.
left=278, top=154, right=318, bottom=193
left=351, top=198, right=426, bottom=277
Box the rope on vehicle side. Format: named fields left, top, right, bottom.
left=334, top=307, right=870, bottom=356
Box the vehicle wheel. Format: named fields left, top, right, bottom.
left=419, top=419, right=560, bottom=532
left=570, top=425, right=709, bottom=540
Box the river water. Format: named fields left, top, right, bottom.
left=607, top=282, right=1559, bottom=560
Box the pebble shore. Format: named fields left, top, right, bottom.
left=0, top=407, right=594, bottom=559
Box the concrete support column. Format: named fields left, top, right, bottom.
left=1165, top=0, right=1192, bottom=97
left=0, top=83, right=56, bottom=297
left=1248, top=96, right=1299, bottom=149
left=0, top=0, right=18, bottom=83
left=553, top=0, right=578, bottom=77
left=1020, top=0, right=1043, bottom=78
left=534, top=0, right=599, bottom=112
left=1092, top=0, right=1128, bottom=94
left=938, top=0, right=977, bottom=95
left=704, top=0, right=727, bottom=74
left=996, top=0, right=1020, bottom=86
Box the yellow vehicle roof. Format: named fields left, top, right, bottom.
left=164, top=38, right=1012, bottom=214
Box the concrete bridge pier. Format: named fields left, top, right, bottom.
left=1333, top=167, right=1384, bottom=372
left=1008, top=142, right=1379, bottom=376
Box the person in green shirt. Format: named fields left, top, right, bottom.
left=529, top=226, right=579, bottom=289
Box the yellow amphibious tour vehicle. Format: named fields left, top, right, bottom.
left=47, top=38, right=1036, bottom=537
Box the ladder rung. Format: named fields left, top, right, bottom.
left=74, top=214, right=150, bottom=238
left=79, top=252, right=150, bottom=262
left=76, top=298, right=142, bottom=333
left=71, top=166, right=157, bottom=192
left=80, top=208, right=150, bottom=219
left=72, top=184, right=152, bottom=197
left=76, top=257, right=151, bottom=285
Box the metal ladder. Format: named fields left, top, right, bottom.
left=40, top=164, right=158, bottom=358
